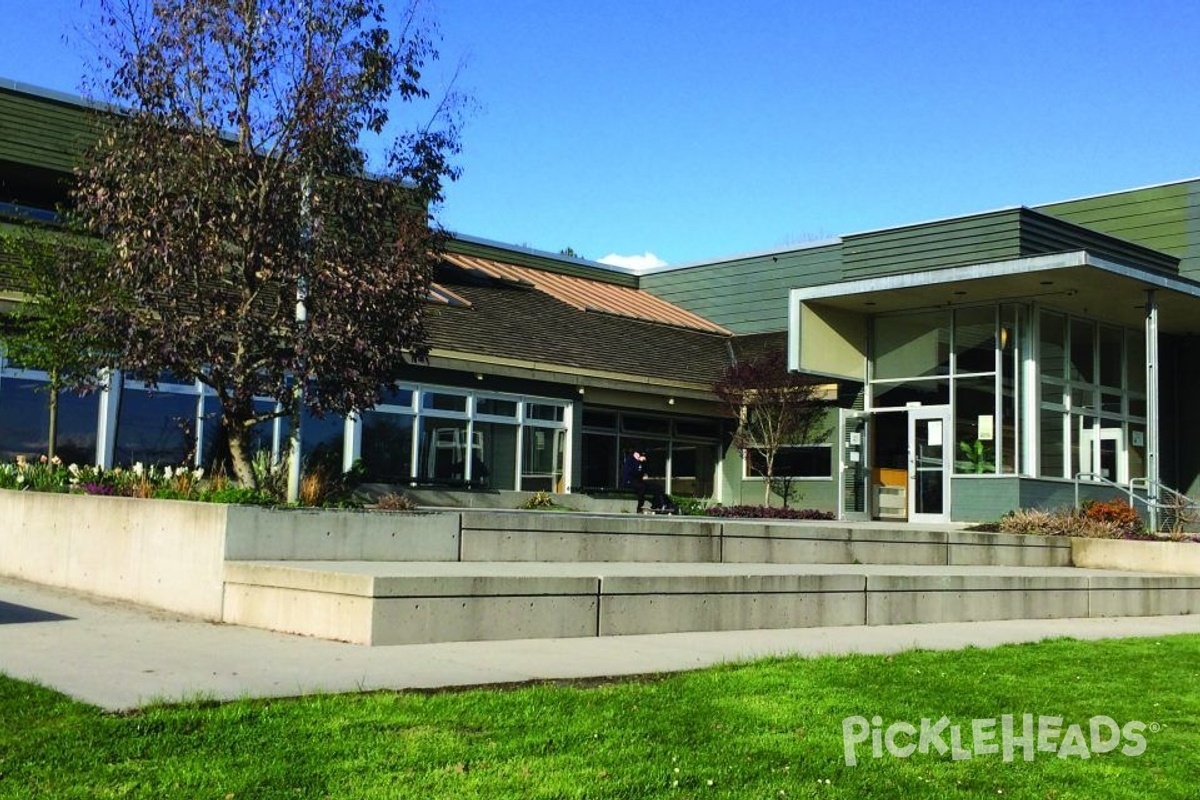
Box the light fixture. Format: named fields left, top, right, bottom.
left=577, top=386, right=585, bottom=395
left=474, top=373, right=484, bottom=381
left=668, top=397, right=676, bottom=406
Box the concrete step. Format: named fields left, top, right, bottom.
left=223, top=509, right=1070, bottom=568
left=456, top=512, right=1071, bottom=567
left=221, top=560, right=1200, bottom=645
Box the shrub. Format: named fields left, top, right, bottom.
left=669, top=495, right=714, bottom=516
left=704, top=505, right=834, bottom=520
left=998, top=507, right=1128, bottom=539
left=1081, top=499, right=1143, bottom=535
left=519, top=491, right=557, bottom=510
left=375, top=492, right=416, bottom=512
left=199, top=485, right=276, bottom=506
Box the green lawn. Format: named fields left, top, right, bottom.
left=2, top=636, right=1197, bottom=799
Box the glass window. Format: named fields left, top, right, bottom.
left=474, top=421, right=518, bottom=489
left=873, top=311, right=951, bottom=380
left=361, top=411, right=414, bottom=481
left=0, top=378, right=99, bottom=464
left=299, top=409, right=345, bottom=471
left=872, top=379, right=949, bottom=408
left=1039, top=408, right=1065, bottom=478
left=622, top=414, right=669, bottom=435
left=582, top=409, right=618, bottom=430
left=1126, top=332, right=1146, bottom=394
left=1001, top=370, right=1017, bottom=474
left=1129, top=425, right=1147, bottom=480
left=581, top=433, right=619, bottom=488
left=114, top=387, right=200, bottom=466
left=670, top=443, right=717, bottom=497
left=954, top=307, right=997, bottom=374
left=1070, top=386, right=1095, bottom=414
left=202, top=397, right=279, bottom=473
left=675, top=418, right=721, bottom=439
left=525, top=403, right=565, bottom=423
left=418, top=419, right=470, bottom=483
left=476, top=397, right=517, bottom=417
left=1069, top=320, right=1095, bottom=383
left=423, top=392, right=467, bottom=413
left=745, top=445, right=832, bottom=479
left=377, top=386, right=414, bottom=409
left=521, top=427, right=564, bottom=491
left=1098, top=326, right=1123, bottom=389
left=1040, top=312, right=1066, bottom=380
left=954, top=377, right=997, bottom=474
left=999, top=304, right=1021, bottom=475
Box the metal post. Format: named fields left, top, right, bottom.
left=287, top=175, right=312, bottom=503
left=1145, top=290, right=1160, bottom=532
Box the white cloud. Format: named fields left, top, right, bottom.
left=597, top=251, right=668, bottom=272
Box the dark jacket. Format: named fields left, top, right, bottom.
left=620, top=453, right=645, bottom=488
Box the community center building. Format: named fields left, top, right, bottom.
left=4, top=79, right=1200, bottom=523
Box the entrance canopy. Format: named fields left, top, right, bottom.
left=789, top=249, right=1200, bottom=380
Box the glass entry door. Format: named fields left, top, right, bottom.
left=908, top=407, right=951, bottom=523
left=838, top=409, right=870, bottom=520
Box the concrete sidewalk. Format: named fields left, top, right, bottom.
left=4, top=574, right=1200, bottom=712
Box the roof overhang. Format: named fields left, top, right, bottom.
left=792, top=250, right=1200, bottom=333
left=788, top=250, right=1200, bottom=378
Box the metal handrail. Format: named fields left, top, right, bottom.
left=1130, top=477, right=1200, bottom=534
left=1073, top=473, right=1200, bottom=535
left=1072, top=473, right=1151, bottom=515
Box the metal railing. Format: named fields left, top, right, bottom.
left=1073, top=473, right=1200, bottom=535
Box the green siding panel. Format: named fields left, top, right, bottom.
left=0, top=89, right=102, bottom=174
left=842, top=210, right=1024, bottom=279
left=950, top=477, right=1021, bottom=522
left=1038, top=179, right=1200, bottom=279
left=641, top=244, right=843, bottom=334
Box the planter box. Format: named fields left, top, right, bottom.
left=1071, top=537, right=1200, bottom=576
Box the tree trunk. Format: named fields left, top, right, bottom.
left=763, top=454, right=774, bottom=507
left=221, top=402, right=258, bottom=488
left=47, top=369, right=59, bottom=461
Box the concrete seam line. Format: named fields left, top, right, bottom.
left=457, top=513, right=464, bottom=563
left=595, top=577, right=603, bottom=636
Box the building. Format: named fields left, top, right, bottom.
left=4, top=78, right=1200, bottom=522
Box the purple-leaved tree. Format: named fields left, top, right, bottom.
left=713, top=348, right=833, bottom=506
left=67, top=0, right=463, bottom=487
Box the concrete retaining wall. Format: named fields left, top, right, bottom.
left=1071, top=537, right=1200, bottom=575
left=0, top=491, right=461, bottom=620
left=0, top=490, right=230, bottom=619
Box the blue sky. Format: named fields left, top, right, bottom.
left=3, top=1, right=1200, bottom=267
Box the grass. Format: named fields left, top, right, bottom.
left=2, top=636, right=1198, bottom=798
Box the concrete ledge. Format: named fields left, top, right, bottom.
left=946, top=531, right=1070, bottom=567
left=224, top=507, right=460, bottom=561
left=865, top=574, right=1092, bottom=624
left=1071, top=537, right=1200, bottom=575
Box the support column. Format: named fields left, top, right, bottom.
left=1146, top=290, right=1160, bottom=531
left=95, top=369, right=122, bottom=469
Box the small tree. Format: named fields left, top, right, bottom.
left=64, top=0, right=464, bottom=486
left=713, top=348, right=832, bottom=506
left=0, top=227, right=118, bottom=460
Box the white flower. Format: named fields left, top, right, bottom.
left=192, top=467, right=205, bottom=480
left=163, top=466, right=175, bottom=480
left=133, top=462, right=144, bottom=477
left=68, top=463, right=80, bottom=476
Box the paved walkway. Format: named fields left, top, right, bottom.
left=4, top=575, right=1200, bottom=711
